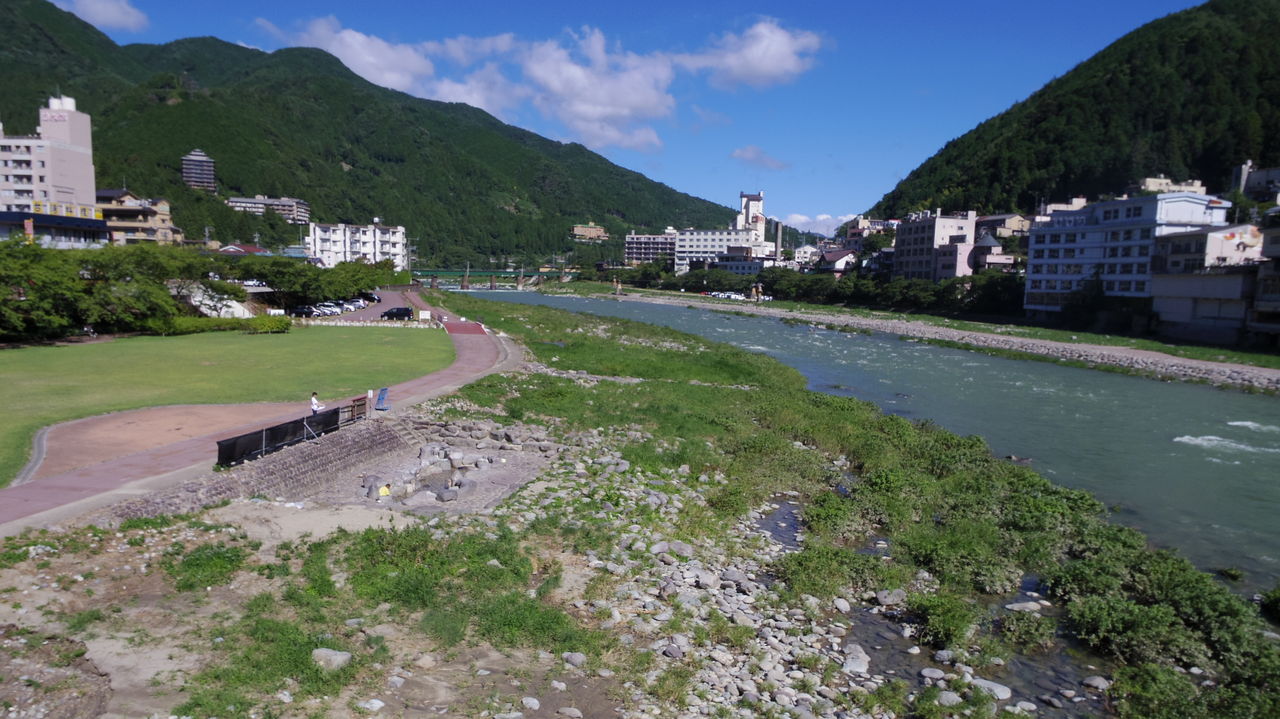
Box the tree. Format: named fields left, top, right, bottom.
left=0, top=237, right=87, bottom=340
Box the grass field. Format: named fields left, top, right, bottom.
left=0, top=326, right=454, bottom=487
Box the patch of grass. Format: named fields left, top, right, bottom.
left=166, top=543, right=247, bottom=592
left=651, top=664, right=695, bottom=705
left=64, top=608, right=104, bottom=633
left=0, top=326, right=455, bottom=487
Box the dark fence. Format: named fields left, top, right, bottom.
left=216, top=397, right=369, bottom=467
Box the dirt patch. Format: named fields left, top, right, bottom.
left=0, top=623, right=111, bottom=719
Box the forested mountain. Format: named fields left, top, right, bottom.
left=0, top=0, right=736, bottom=266
left=870, top=0, right=1280, bottom=219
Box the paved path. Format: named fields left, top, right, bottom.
left=0, top=292, right=522, bottom=534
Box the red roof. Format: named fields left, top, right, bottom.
left=219, top=244, right=269, bottom=254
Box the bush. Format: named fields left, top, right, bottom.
left=1262, top=584, right=1280, bottom=623
left=775, top=545, right=883, bottom=598
left=908, top=592, right=978, bottom=648
left=1067, top=595, right=1205, bottom=666
left=143, top=315, right=251, bottom=335
left=249, top=315, right=291, bottom=334
left=998, top=611, right=1056, bottom=650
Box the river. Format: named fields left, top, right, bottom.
left=473, top=291, right=1280, bottom=591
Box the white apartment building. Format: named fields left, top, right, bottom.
left=226, top=195, right=311, bottom=224
left=1023, top=193, right=1231, bottom=316
left=304, top=220, right=409, bottom=271
left=735, top=191, right=766, bottom=245
left=624, top=227, right=677, bottom=265
left=672, top=190, right=777, bottom=274
left=0, top=96, right=108, bottom=249
left=891, top=209, right=977, bottom=280
left=1, top=96, right=97, bottom=217
left=793, top=244, right=820, bottom=265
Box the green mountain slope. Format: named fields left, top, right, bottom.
left=870, top=0, right=1280, bottom=218
left=0, top=0, right=735, bottom=265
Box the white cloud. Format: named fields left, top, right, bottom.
left=255, top=16, right=820, bottom=150
left=57, top=0, right=148, bottom=32
left=425, top=63, right=530, bottom=119
left=731, top=145, right=789, bottom=171
left=422, top=33, right=518, bottom=67
left=288, top=16, right=435, bottom=92
left=677, top=19, right=820, bottom=89
left=780, top=213, right=856, bottom=238
left=520, top=27, right=675, bottom=150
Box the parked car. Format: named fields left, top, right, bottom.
left=381, top=306, right=414, bottom=320
left=360, top=291, right=382, bottom=303
left=348, top=298, right=367, bottom=309
left=313, top=303, right=340, bottom=316
left=288, top=306, right=315, bottom=317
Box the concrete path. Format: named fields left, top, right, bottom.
left=0, top=292, right=523, bottom=535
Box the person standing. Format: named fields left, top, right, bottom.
left=310, top=392, right=325, bottom=415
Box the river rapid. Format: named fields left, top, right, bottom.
left=473, top=291, right=1280, bottom=592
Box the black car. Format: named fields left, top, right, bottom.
left=360, top=291, right=382, bottom=303
left=381, top=306, right=414, bottom=320
left=288, top=306, right=316, bottom=317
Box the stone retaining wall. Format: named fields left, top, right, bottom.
left=88, top=420, right=411, bottom=525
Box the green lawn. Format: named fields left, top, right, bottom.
left=0, top=326, right=454, bottom=487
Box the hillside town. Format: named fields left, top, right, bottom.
left=622, top=176, right=1280, bottom=345
left=1, top=96, right=411, bottom=271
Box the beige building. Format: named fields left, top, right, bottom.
left=226, top=194, right=311, bottom=224
left=182, top=149, right=216, bottom=192
left=1133, top=175, right=1207, bottom=195
left=1, top=96, right=98, bottom=218
left=97, top=189, right=186, bottom=245
left=572, top=222, right=609, bottom=242
left=625, top=227, right=677, bottom=266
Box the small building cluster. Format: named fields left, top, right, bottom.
left=0, top=97, right=408, bottom=270
left=625, top=191, right=785, bottom=275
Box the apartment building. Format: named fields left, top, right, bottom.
left=1023, top=193, right=1230, bottom=317
left=97, top=189, right=186, bottom=245
left=674, top=227, right=756, bottom=273
left=572, top=222, right=609, bottom=242
left=624, top=227, right=677, bottom=266
left=0, top=96, right=107, bottom=248
left=1149, top=225, right=1263, bottom=343
left=181, top=149, right=217, bottom=192
left=891, top=209, right=977, bottom=281
left=226, top=194, right=311, bottom=224
left=304, top=220, right=409, bottom=271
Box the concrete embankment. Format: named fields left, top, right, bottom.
left=605, top=294, right=1280, bottom=393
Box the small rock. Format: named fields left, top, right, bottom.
left=1005, top=601, right=1042, bottom=613
left=938, top=691, right=963, bottom=707
left=834, top=597, right=851, bottom=613
left=972, top=678, right=1013, bottom=701
left=557, top=708, right=584, bottom=718
left=312, top=648, right=352, bottom=671
left=1082, top=675, right=1111, bottom=691
left=522, top=697, right=541, bottom=710
left=876, top=588, right=907, bottom=606
left=562, top=652, right=587, bottom=668
left=920, top=668, right=945, bottom=680
left=355, top=698, right=385, bottom=712
left=841, top=642, right=871, bottom=674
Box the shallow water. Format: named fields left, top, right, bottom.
left=474, top=292, right=1280, bottom=590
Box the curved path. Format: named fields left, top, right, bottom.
left=0, top=292, right=522, bottom=534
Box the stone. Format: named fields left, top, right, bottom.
left=669, top=541, right=695, bottom=558
left=841, top=642, right=871, bottom=674
left=920, top=668, right=945, bottom=680
left=494, top=714, right=525, bottom=719
left=438, top=488, right=459, bottom=502
left=876, top=588, right=907, bottom=606
left=1016, top=700, right=1038, bottom=712
left=522, top=697, right=541, bottom=710
left=355, top=698, right=385, bottom=712
left=413, top=653, right=437, bottom=670
left=834, top=597, right=851, bottom=613
left=1005, top=601, right=1042, bottom=613
left=732, top=612, right=756, bottom=628
left=1082, top=675, right=1111, bottom=691
left=933, top=649, right=955, bottom=664
left=648, top=541, right=669, bottom=555
left=938, top=691, right=963, bottom=707
left=312, top=648, right=352, bottom=671
left=276, top=690, right=293, bottom=703
left=562, top=652, right=587, bottom=668
left=662, top=644, right=684, bottom=659
left=557, top=709, right=584, bottom=718
left=972, top=678, right=1012, bottom=701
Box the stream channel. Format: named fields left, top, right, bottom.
left=473, top=291, right=1280, bottom=594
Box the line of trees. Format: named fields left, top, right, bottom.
left=0, top=237, right=398, bottom=342
left=579, top=263, right=1026, bottom=316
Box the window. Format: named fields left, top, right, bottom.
left=1121, top=247, right=1132, bottom=257
left=1136, top=263, right=1147, bottom=274
left=1119, top=281, right=1132, bottom=292
left=1064, top=248, right=1076, bottom=258
left=1048, top=249, right=1059, bottom=258
left=1033, top=249, right=1044, bottom=258
left=1050, top=234, right=1061, bottom=244
left=1123, top=229, right=1133, bottom=240
left=1141, top=228, right=1152, bottom=239
left=1105, top=281, right=1116, bottom=291
left=1134, top=281, right=1146, bottom=292
left=1121, top=264, right=1133, bottom=274
left=1138, top=245, right=1150, bottom=257
left=1132, top=206, right=1143, bottom=218
left=1066, top=233, right=1077, bottom=243
left=1030, top=280, right=1042, bottom=289
left=1108, top=247, right=1119, bottom=258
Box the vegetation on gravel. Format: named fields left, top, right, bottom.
left=436, top=290, right=1280, bottom=719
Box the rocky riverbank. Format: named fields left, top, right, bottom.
left=604, top=293, right=1280, bottom=393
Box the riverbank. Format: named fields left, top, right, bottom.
left=592, top=292, right=1280, bottom=393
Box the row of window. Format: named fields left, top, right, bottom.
left=1029, top=279, right=1148, bottom=292
left=1101, top=206, right=1145, bottom=221
left=1031, top=227, right=1155, bottom=245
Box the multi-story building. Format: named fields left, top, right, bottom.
left=1249, top=209, right=1280, bottom=342
left=675, top=226, right=756, bottom=274
left=793, top=244, right=820, bottom=265
left=226, top=194, right=311, bottom=224
left=304, top=219, right=409, bottom=271
left=891, top=209, right=977, bottom=281
left=1232, top=160, right=1280, bottom=204
left=624, top=227, right=677, bottom=266
left=181, top=149, right=217, bottom=192
left=1149, top=224, right=1263, bottom=343
left=1023, top=193, right=1231, bottom=317
left=572, top=222, right=609, bottom=242
left=713, top=245, right=780, bottom=276
left=1131, top=175, right=1207, bottom=195
left=97, top=189, right=186, bottom=245
left=0, top=96, right=107, bottom=248
left=735, top=191, right=766, bottom=246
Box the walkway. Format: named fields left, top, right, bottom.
left=0, top=292, right=522, bottom=535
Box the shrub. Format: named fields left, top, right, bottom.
left=248, top=315, right=291, bottom=334
left=998, top=611, right=1056, bottom=650
left=908, top=592, right=978, bottom=648
left=1067, top=595, right=1204, bottom=666
left=1261, top=583, right=1280, bottom=623
left=775, top=545, right=883, bottom=598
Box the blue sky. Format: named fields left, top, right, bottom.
left=64, top=0, right=1203, bottom=235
